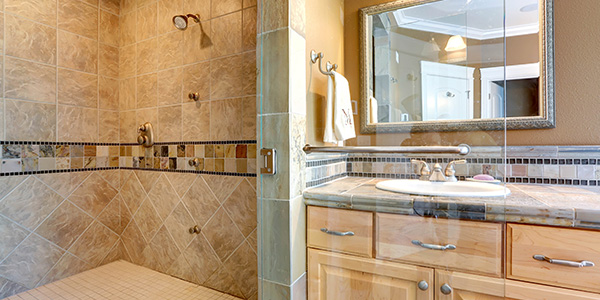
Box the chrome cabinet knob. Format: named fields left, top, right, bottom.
left=440, top=283, right=452, bottom=295
left=417, top=280, right=429, bottom=291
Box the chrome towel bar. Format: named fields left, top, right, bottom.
left=303, top=144, right=471, bottom=155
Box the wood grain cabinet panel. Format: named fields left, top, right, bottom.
left=376, top=213, right=503, bottom=276
left=307, top=206, right=373, bottom=257
left=508, top=223, right=600, bottom=293
left=435, top=270, right=505, bottom=300
left=308, top=248, right=434, bottom=300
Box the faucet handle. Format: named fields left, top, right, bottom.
left=445, top=159, right=467, bottom=182
left=411, top=160, right=431, bottom=181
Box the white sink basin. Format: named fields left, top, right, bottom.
left=376, top=179, right=510, bottom=198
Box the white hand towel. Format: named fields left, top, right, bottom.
left=324, top=71, right=356, bottom=144
left=369, top=96, right=378, bottom=124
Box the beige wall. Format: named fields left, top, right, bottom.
left=342, top=0, right=600, bottom=146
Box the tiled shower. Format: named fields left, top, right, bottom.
left=0, top=0, right=258, bottom=299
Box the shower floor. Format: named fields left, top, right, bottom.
left=4, top=260, right=241, bottom=300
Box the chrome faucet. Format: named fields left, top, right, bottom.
left=411, top=159, right=467, bottom=182
left=429, top=163, right=446, bottom=182
left=411, top=160, right=430, bottom=181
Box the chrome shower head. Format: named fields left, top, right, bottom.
left=172, top=14, right=200, bottom=30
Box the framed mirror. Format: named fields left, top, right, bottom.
left=359, top=0, right=554, bottom=133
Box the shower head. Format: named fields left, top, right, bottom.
left=172, top=14, right=200, bottom=30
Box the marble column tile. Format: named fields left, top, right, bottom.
left=242, top=51, right=257, bottom=96
left=100, top=77, right=119, bottom=110
left=147, top=174, right=180, bottom=220
left=120, top=10, right=137, bottom=46
left=260, top=114, right=290, bottom=199
left=182, top=101, right=210, bottom=140
left=183, top=233, right=221, bottom=283
left=183, top=20, right=212, bottom=65
left=0, top=277, right=28, bottom=299
left=57, top=105, right=98, bottom=143
left=5, top=100, right=56, bottom=142
left=5, top=14, right=56, bottom=64
left=242, top=7, right=257, bottom=52
left=137, top=38, right=158, bottom=75
left=289, top=31, right=306, bottom=116
left=202, top=208, right=245, bottom=262
left=119, top=44, right=136, bottom=78
left=211, top=11, right=242, bottom=58
left=260, top=29, right=289, bottom=114
left=58, top=31, right=98, bottom=74
left=5, top=57, right=56, bottom=103
left=100, top=0, right=120, bottom=16
left=69, top=222, right=119, bottom=266
left=100, top=10, right=119, bottom=47
left=223, top=241, right=257, bottom=298
left=184, top=0, right=211, bottom=21
left=137, top=2, right=157, bottom=41
left=120, top=110, right=137, bottom=143
left=260, top=198, right=291, bottom=285
left=34, top=201, right=94, bottom=249
left=58, top=68, right=98, bottom=108
left=68, top=172, right=118, bottom=218
left=261, top=0, right=288, bottom=33
left=211, top=54, right=243, bottom=100
left=58, top=0, right=99, bottom=40
left=158, top=68, right=183, bottom=106
left=223, top=179, right=256, bottom=237
left=204, top=266, right=244, bottom=298
left=158, top=31, right=183, bottom=70
left=291, top=273, right=307, bottom=300
left=5, top=0, right=57, bottom=26
left=136, top=73, right=158, bottom=108
left=210, top=98, right=242, bottom=140
left=0, top=215, right=30, bottom=262
left=36, top=253, right=92, bottom=287
left=99, top=44, right=119, bottom=78
left=183, top=61, right=210, bottom=102
left=0, top=234, right=64, bottom=289
left=157, top=0, right=183, bottom=35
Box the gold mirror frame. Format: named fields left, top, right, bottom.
left=359, top=0, right=555, bottom=133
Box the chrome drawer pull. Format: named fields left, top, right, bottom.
left=320, top=228, right=354, bottom=236
left=412, top=240, right=456, bottom=251
left=533, top=255, right=595, bottom=268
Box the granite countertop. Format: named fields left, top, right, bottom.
left=303, top=177, right=600, bottom=229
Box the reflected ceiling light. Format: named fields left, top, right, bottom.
left=421, top=37, right=441, bottom=56
left=445, top=35, right=467, bottom=52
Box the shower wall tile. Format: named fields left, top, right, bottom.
left=100, top=0, right=120, bottom=15
left=183, top=61, right=211, bottom=102
left=136, top=73, right=158, bottom=108
left=158, top=106, right=183, bottom=142
left=158, top=68, right=183, bottom=105
left=242, top=7, right=257, bottom=52
left=57, top=69, right=98, bottom=108
left=183, top=20, right=212, bottom=64
left=119, top=44, right=136, bottom=78
left=242, top=51, right=257, bottom=95
left=120, top=77, right=137, bottom=110
left=120, top=0, right=136, bottom=14
left=100, top=10, right=120, bottom=46
left=120, top=11, right=137, bottom=46
left=58, top=30, right=98, bottom=73
left=157, top=0, right=182, bottom=34
left=34, top=201, right=94, bottom=249
left=5, top=0, right=57, bottom=27
left=57, top=105, right=99, bottom=142
left=5, top=57, right=56, bottom=103
left=120, top=111, right=137, bottom=143
left=211, top=54, right=244, bottom=99
left=99, top=44, right=119, bottom=78
left=242, top=96, right=257, bottom=139
left=137, top=38, right=158, bottom=75
left=261, top=0, right=288, bottom=33
left=211, top=11, right=242, bottom=58
left=184, top=0, right=211, bottom=21
left=58, top=0, right=99, bottom=40
left=100, top=77, right=120, bottom=110
left=212, top=0, right=242, bottom=18
left=137, top=2, right=157, bottom=41
left=182, top=102, right=210, bottom=140
left=158, top=30, right=183, bottom=70
left=259, top=28, right=289, bottom=114
left=99, top=110, right=120, bottom=142
left=243, top=0, right=256, bottom=8
left=5, top=14, right=57, bottom=64
left=5, top=100, right=56, bottom=141
left=211, top=98, right=242, bottom=140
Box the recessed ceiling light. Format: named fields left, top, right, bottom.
left=520, top=3, right=538, bottom=12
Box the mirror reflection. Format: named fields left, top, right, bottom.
left=368, top=0, right=540, bottom=124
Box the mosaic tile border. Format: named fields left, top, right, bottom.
left=0, top=141, right=257, bottom=177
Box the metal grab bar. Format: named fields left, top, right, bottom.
left=303, top=144, right=471, bottom=155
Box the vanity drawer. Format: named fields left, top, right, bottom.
left=376, top=213, right=503, bottom=276
left=508, top=224, right=600, bottom=293
left=307, top=206, right=373, bottom=257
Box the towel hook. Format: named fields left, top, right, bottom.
left=310, top=50, right=338, bottom=76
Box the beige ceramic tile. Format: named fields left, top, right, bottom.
left=137, top=37, right=158, bottom=74
left=100, top=0, right=120, bottom=14
left=158, top=68, right=183, bottom=105
left=182, top=234, right=221, bottom=283
left=120, top=111, right=137, bottom=143
left=119, top=77, right=137, bottom=110
left=243, top=0, right=257, bottom=8
left=136, top=108, right=158, bottom=131
left=36, top=253, right=92, bottom=287
left=162, top=202, right=195, bottom=251
left=133, top=198, right=163, bottom=243
left=136, top=73, right=158, bottom=108
left=202, top=175, right=242, bottom=202
left=121, top=221, right=147, bottom=264
left=149, top=225, right=181, bottom=271
left=99, top=44, right=119, bottom=78
left=242, top=96, right=256, bottom=139
left=5, top=100, right=56, bottom=141
left=0, top=216, right=30, bottom=263
left=210, top=98, right=242, bottom=140
left=35, top=172, right=91, bottom=199
left=223, top=180, right=256, bottom=237
left=262, top=0, right=288, bottom=32
left=182, top=102, right=210, bottom=140
left=211, top=11, right=242, bottom=58
left=211, top=0, right=242, bottom=17
left=260, top=29, right=289, bottom=113
left=165, top=172, right=198, bottom=198
left=204, top=267, right=244, bottom=298
left=242, top=51, right=257, bottom=95
left=100, top=10, right=120, bottom=46
left=137, top=3, right=157, bottom=41
left=0, top=13, right=3, bottom=55
left=4, top=57, right=56, bottom=103
left=120, top=11, right=137, bottom=46
left=158, top=0, right=183, bottom=34
left=68, top=172, right=118, bottom=217
left=35, top=201, right=94, bottom=249
left=100, top=77, right=119, bottom=110
left=222, top=241, right=257, bottom=298
left=147, top=175, right=180, bottom=220
left=120, top=0, right=136, bottom=13
left=5, top=0, right=57, bottom=26
left=99, top=110, right=120, bottom=143
left=183, top=20, right=212, bottom=65
left=158, top=30, right=183, bottom=70
left=211, top=54, right=243, bottom=99
left=184, top=0, right=211, bottom=20
left=70, top=222, right=119, bottom=266
left=135, top=170, right=161, bottom=194
left=203, top=208, right=245, bottom=261
left=58, top=68, right=98, bottom=108
left=82, top=0, right=98, bottom=6
left=290, top=0, right=305, bottom=36
left=96, top=195, right=121, bottom=233
left=119, top=43, right=136, bottom=78
left=120, top=172, right=146, bottom=213
left=5, top=14, right=56, bottom=64
left=158, top=106, right=183, bottom=142
left=242, top=7, right=257, bottom=52
left=183, top=61, right=210, bottom=102
left=58, top=30, right=98, bottom=74
left=57, top=105, right=99, bottom=142
left=166, top=254, right=199, bottom=283
left=181, top=177, right=220, bottom=227
left=137, top=0, right=155, bottom=9
left=58, top=0, right=99, bottom=40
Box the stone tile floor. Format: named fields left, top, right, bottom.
left=2, top=260, right=241, bottom=300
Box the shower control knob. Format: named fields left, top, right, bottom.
left=137, top=135, right=147, bottom=145
left=189, top=92, right=200, bottom=101
left=189, top=225, right=201, bottom=234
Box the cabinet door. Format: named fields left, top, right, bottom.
left=505, top=280, right=600, bottom=300
left=435, top=270, right=505, bottom=300
left=308, top=249, right=434, bottom=300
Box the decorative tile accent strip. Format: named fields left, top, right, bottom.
left=305, top=154, right=348, bottom=187
left=0, top=141, right=257, bottom=177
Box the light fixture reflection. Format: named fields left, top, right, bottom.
left=445, top=35, right=467, bottom=52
